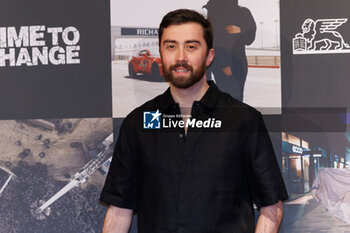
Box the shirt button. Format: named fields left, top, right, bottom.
left=179, top=133, right=184, bottom=138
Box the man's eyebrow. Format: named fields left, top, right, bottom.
left=162, top=40, right=201, bottom=45
left=185, top=40, right=201, bottom=44
left=163, top=40, right=177, bottom=45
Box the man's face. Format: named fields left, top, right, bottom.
left=160, top=22, right=214, bottom=89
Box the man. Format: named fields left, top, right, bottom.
left=100, top=9, right=288, bottom=233
left=204, top=0, right=256, bottom=101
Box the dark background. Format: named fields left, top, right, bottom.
left=0, top=0, right=112, bottom=119
left=281, top=0, right=350, bottom=109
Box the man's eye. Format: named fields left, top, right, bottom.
left=187, top=45, right=197, bottom=50
left=167, top=45, right=175, bottom=49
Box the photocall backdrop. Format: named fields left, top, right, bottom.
left=0, top=0, right=349, bottom=232
left=0, top=0, right=114, bottom=232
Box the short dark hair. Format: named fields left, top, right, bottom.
left=158, top=9, right=213, bottom=53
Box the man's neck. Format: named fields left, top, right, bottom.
left=170, top=77, right=209, bottom=135
left=169, top=77, right=209, bottom=114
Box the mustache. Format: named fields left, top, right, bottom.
left=169, top=62, right=193, bottom=71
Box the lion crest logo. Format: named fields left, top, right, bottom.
left=293, top=18, right=350, bottom=54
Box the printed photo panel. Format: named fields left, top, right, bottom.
left=0, top=117, right=113, bottom=232
left=111, top=0, right=282, bottom=117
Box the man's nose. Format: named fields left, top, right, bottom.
left=176, top=47, right=187, bottom=62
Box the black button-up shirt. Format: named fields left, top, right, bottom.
left=100, top=81, right=288, bottom=233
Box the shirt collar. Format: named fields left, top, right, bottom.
left=157, top=88, right=176, bottom=112
left=157, top=80, right=220, bottom=112
left=198, top=80, right=220, bottom=111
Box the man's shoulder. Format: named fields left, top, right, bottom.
left=238, top=5, right=253, bottom=14
left=212, top=91, right=264, bottom=130
left=217, top=91, right=260, bottom=117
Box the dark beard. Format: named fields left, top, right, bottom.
left=163, top=61, right=207, bottom=89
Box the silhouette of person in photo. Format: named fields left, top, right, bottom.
left=204, top=0, right=256, bottom=101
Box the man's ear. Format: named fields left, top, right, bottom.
left=206, top=48, right=215, bottom=66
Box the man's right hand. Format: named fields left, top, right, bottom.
left=102, top=205, right=133, bottom=233
left=225, top=25, right=241, bottom=34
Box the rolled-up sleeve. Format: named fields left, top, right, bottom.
left=99, top=118, right=138, bottom=210
left=248, top=112, right=288, bottom=208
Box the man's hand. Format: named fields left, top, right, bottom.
left=223, top=66, right=232, bottom=76
left=225, top=25, right=241, bottom=34
left=102, top=205, right=133, bottom=233
left=255, top=201, right=283, bottom=233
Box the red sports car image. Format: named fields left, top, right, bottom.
left=128, top=49, right=163, bottom=80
